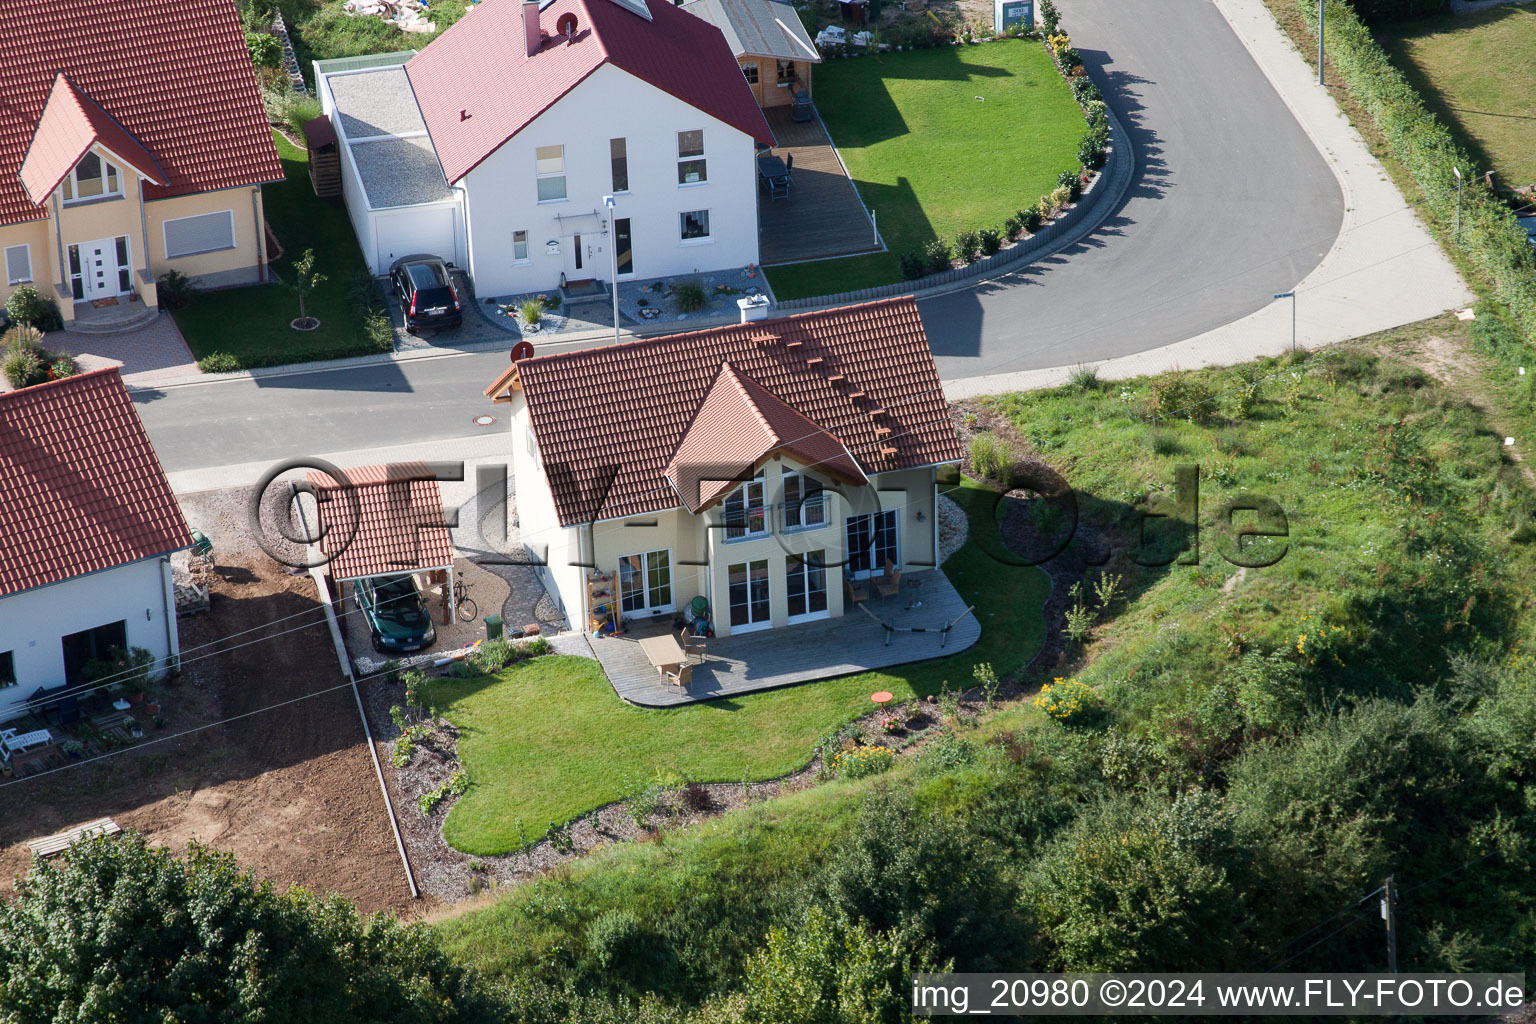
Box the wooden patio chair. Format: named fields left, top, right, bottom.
left=664, top=663, right=693, bottom=687
left=844, top=577, right=869, bottom=604
left=877, top=560, right=901, bottom=600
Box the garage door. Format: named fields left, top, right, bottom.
left=374, top=207, right=461, bottom=273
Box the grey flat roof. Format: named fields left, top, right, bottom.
left=327, top=66, right=428, bottom=139
left=682, top=0, right=819, bottom=63
left=351, top=135, right=452, bottom=209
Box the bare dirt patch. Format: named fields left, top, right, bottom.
left=0, top=487, right=423, bottom=917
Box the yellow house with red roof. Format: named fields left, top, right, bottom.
left=0, top=0, right=281, bottom=331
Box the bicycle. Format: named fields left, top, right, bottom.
left=454, top=571, right=478, bottom=621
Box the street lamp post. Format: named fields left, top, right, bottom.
left=1275, top=291, right=1296, bottom=354
left=1453, top=166, right=1463, bottom=246
left=603, top=194, right=620, bottom=345
left=1318, top=0, right=1325, bottom=86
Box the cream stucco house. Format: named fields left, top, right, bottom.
left=0, top=0, right=282, bottom=330
left=484, top=296, right=963, bottom=639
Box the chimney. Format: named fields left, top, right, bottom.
left=524, top=0, right=542, bottom=56
left=737, top=294, right=771, bottom=324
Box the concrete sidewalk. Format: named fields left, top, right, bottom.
left=942, top=0, right=1474, bottom=399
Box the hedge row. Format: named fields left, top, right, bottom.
left=1295, top=0, right=1536, bottom=339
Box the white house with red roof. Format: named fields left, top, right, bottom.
left=0, top=0, right=282, bottom=329
left=0, top=369, right=193, bottom=723
left=483, top=297, right=964, bottom=639
left=316, top=0, right=773, bottom=295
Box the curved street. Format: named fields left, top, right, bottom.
left=137, top=0, right=1345, bottom=474
left=922, top=0, right=1342, bottom=381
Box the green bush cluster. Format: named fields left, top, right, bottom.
left=1293, top=0, right=1536, bottom=342
left=2, top=323, right=76, bottom=389
left=246, top=29, right=282, bottom=69
left=5, top=284, right=62, bottom=332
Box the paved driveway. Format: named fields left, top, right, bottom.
left=922, top=0, right=1342, bottom=381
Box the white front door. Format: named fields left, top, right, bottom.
left=72, top=236, right=131, bottom=301
left=565, top=232, right=587, bottom=281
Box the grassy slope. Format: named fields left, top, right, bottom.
left=1378, top=3, right=1536, bottom=183
left=278, top=0, right=468, bottom=86
left=426, top=480, right=1049, bottom=855
left=984, top=324, right=1535, bottom=729
left=172, top=132, right=379, bottom=368
left=766, top=41, right=1083, bottom=299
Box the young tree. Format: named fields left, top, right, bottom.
left=291, top=247, right=326, bottom=322
left=0, top=833, right=500, bottom=1022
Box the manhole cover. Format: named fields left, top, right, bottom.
left=472, top=414, right=498, bottom=427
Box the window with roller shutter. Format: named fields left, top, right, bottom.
left=162, top=210, right=235, bottom=259
left=5, top=244, right=31, bottom=285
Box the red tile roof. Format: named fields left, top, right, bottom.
left=305, top=463, right=455, bottom=581
left=486, top=297, right=963, bottom=527
left=407, top=0, right=774, bottom=184
left=0, top=368, right=192, bottom=599
left=20, top=75, right=165, bottom=204
left=0, top=0, right=283, bottom=227
left=665, top=362, right=867, bottom=512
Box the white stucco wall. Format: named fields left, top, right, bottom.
left=509, top=393, right=584, bottom=625
left=461, top=62, right=761, bottom=296
left=0, top=557, right=177, bottom=721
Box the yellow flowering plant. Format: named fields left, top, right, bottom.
left=1033, top=678, right=1101, bottom=723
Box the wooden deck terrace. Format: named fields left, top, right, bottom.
left=589, top=569, right=980, bottom=707
left=758, top=106, right=883, bottom=266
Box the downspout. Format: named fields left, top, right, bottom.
left=252, top=186, right=266, bottom=282
left=930, top=466, right=939, bottom=565
left=51, top=193, right=66, bottom=288
left=160, top=557, right=180, bottom=673
left=138, top=179, right=151, bottom=275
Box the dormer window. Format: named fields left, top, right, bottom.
left=61, top=151, right=122, bottom=204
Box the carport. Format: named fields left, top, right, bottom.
left=314, top=54, right=468, bottom=274
left=304, top=462, right=458, bottom=618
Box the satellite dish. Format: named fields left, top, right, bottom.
left=556, top=11, right=578, bottom=35
left=510, top=341, right=535, bottom=361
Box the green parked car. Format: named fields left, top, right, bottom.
left=356, top=575, right=436, bottom=653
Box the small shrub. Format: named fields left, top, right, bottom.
left=197, top=352, right=241, bottom=374
left=973, top=661, right=1002, bottom=707
left=670, top=278, right=708, bottom=313
left=1039, top=192, right=1058, bottom=218
left=830, top=745, right=895, bottom=779
left=1070, top=75, right=1101, bottom=105
left=918, top=730, right=976, bottom=773
left=156, top=269, right=193, bottom=311
left=1033, top=677, right=1100, bottom=723
left=2, top=346, right=44, bottom=389
left=923, top=238, right=953, bottom=273
left=679, top=782, right=713, bottom=813
left=1003, top=214, right=1024, bottom=242
left=1079, top=129, right=1108, bottom=171
left=969, top=432, right=1007, bottom=480
left=1057, top=168, right=1083, bottom=202
left=1, top=323, right=43, bottom=350
left=525, top=636, right=552, bottom=657
left=362, top=312, right=393, bottom=352
left=1047, top=31, right=1071, bottom=51
left=1228, top=364, right=1264, bottom=419
left=1068, top=363, right=1100, bottom=392
left=519, top=299, right=543, bottom=324
left=899, top=250, right=925, bottom=280
left=954, top=229, right=982, bottom=265
left=5, top=285, right=62, bottom=331
left=978, top=227, right=1002, bottom=256
left=627, top=783, right=665, bottom=829
left=1146, top=370, right=1215, bottom=423
left=586, top=910, right=644, bottom=970
left=1022, top=205, right=1042, bottom=233
left=473, top=637, right=513, bottom=674
left=1055, top=46, right=1082, bottom=74
left=541, top=291, right=561, bottom=311
left=48, top=355, right=78, bottom=381
left=1039, top=0, right=1060, bottom=34
left=246, top=29, right=282, bottom=70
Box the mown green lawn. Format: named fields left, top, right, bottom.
left=172, top=132, right=385, bottom=370
left=425, top=480, right=1049, bottom=855
left=767, top=40, right=1084, bottom=299
left=1380, top=3, right=1536, bottom=179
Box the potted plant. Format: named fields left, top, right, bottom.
left=126, top=717, right=143, bottom=739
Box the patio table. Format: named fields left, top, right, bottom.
left=638, top=634, right=687, bottom=676
left=757, top=155, right=788, bottom=182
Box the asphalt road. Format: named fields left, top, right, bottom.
left=137, top=0, right=1342, bottom=474
left=922, top=0, right=1342, bottom=380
